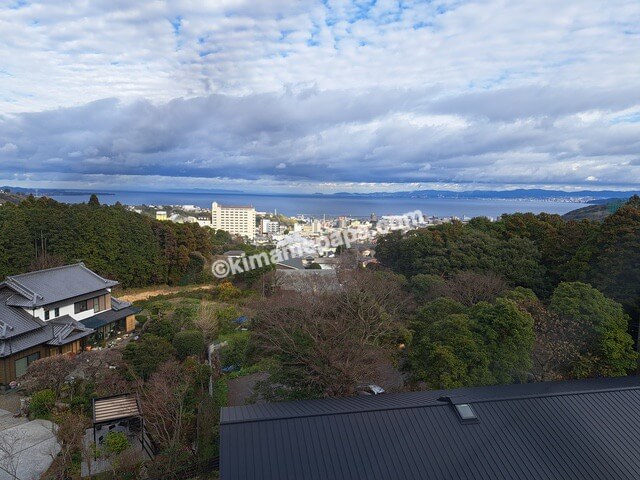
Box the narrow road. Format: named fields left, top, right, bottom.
left=118, top=284, right=213, bottom=303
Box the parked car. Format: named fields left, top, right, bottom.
left=357, top=384, right=385, bottom=396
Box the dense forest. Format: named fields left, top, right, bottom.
left=376, top=195, right=640, bottom=328
left=235, top=197, right=640, bottom=400
left=0, top=195, right=235, bottom=287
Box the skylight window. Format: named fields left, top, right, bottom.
left=455, top=404, right=478, bottom=423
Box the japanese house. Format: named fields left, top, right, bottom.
left=0, top=263, right=138, bottom=384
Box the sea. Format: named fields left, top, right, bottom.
left=44, top=190, right=585, bottom=218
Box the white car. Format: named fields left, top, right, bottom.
left=358, top=384, right=385, bottom=395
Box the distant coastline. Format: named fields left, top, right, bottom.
left=2, top=189, right=586, bottom=219
left=3, top=186, right=637, bottom=202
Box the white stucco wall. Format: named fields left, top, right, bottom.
left=25, top=288, right=111, bottom=322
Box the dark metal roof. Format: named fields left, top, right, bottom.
left=81, top=302, right=139, bottom=330
left=220, top=376, right=640, bottom=480
left=0, top=325, right=54, bottom=357
left=2, top=263, right=118, bottom=308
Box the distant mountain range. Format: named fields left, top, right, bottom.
left=0, top=186, right=243, bottom=196
left=2, top=186, right=638, bottom=203
left=327, top=189, right=639, bottom=201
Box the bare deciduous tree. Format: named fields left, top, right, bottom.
left=194, top=301, right=219, bottom=341
left=139, top=361, right=193, bottom=470
left=21, top=354, right=75, bottom=396
left=252, top=269, right=410, bottom=398
left=515, top=298, right=585, bottom=381
left=48, top=411, right=90, bottom=480
left=436, top=271, right=508, bottom=306
left=0, top=431, right=22, bottom=480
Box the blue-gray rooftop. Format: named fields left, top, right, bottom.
left=2, top=263, right=118, bottom=308
left=220, top=376, right=640, bottom=480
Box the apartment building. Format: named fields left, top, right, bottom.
left=211, top=202, right=256, bottom=240
left=260, top=218, right=280, bottom=235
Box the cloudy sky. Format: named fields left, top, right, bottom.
left=1, top=0, right=639, bottom=193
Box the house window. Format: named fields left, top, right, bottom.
left=44, top=310, right=50, bottom=320
left=74, top=300, right=88, bottom=314
left=15, top=352, right=40, bottom=377
left=97, top=295, right=105, bottom=312
left=55, top=308, right=60, bottom=317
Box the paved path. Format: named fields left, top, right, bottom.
left=0, top=419, right=60, bottom=480
left=0, top=393, right=22, bottom=417
left=0, top=409, right=27, bottom=433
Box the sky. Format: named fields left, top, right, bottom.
left=0, top=0, right=639, bottom=194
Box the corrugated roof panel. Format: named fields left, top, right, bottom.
left=220, top=377, right=640, bottom=480
left=93, top=395, right=140, bottom=423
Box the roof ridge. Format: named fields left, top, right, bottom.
left=77, top=263, right=117, bottom=284
left=221, top=382, right=640, bottom=426
left=7, top=262, right=85, bottom=278
left=3, top=279, right=38, bottom=300
left=467, top=384, right=640, bottom=405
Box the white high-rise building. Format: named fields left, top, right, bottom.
left=260, top=219, right=280, bottom=234
left=211, top=202, right=256, bottom=239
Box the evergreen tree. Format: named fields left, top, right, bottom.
left=88, top=194, right=100, bottom=206
left=550, top=282, right=638, bottom=377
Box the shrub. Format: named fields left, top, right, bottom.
left=145, top=317, right=179, bottom=342
left=30, top=389, right=56, bottom=419
left=123, top=334, right=176, bottom=379
left=217, top=306, right=241, bottom=335
left=216, top=281, right=241, bottom=301
left=221, top=331, right=250, bottom=368
left=135, top=314, right=148, bottom=326
left=104, top=431, right=130, bottom=455
left=173, top=330, right=204, bottom=359
left=173, top=303, right=197, bottom=329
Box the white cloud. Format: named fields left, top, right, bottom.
left=0, top=0, right=639, bottom=191
left=0, top=143, right=17, bottom=153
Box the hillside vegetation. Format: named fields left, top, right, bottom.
left=562, top=198, right=628, bottom=222
left=377, top=195, right=640, bottom=325
left=0, top=189, right=25, bottom=205
left=0, top=195, right=235, bottom=287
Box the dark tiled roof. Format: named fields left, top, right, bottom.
left=47, top=316, right=93, bottom=346
left=274, top=269, right=340, bottom=293
left=2, top=263, right=118, bottom=308
left=0, top=325, right=54, bottom=357
left=275, top=257, right=305, bottom=270
left=220, top=376, right=640, bottom=480
left=0, top=315, right=94, bottom=356
left=0, top=288, right=45, bottom=339
left=110, top=297, right=133, bottom=311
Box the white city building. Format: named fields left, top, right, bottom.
left=260, top=219, right=280, bottom=234
left=211, top=202, right=256, bottom=239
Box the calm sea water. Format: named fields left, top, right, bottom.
left=46, top=191, right=583, bottom=218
